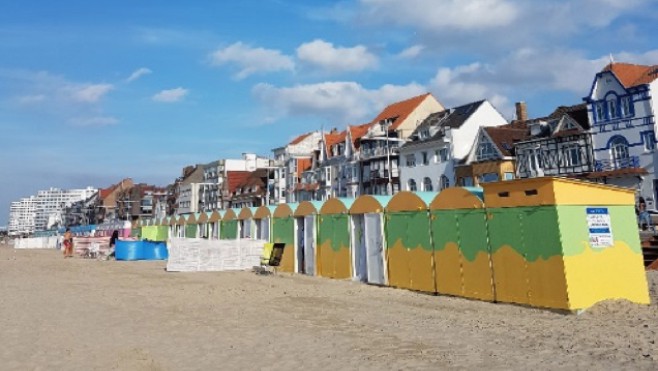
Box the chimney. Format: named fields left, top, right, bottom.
left=515, top=101, right=527, bottom=122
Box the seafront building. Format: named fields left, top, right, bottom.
left=8, top=187, right=97, bottom=236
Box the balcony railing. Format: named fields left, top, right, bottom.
left=360, top=145, right=400, bottom=160
left=368, top=168, right=399, bottom=180
left=594, top=156, right=640, bottom=172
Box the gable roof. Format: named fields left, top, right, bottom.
left=289, top=132, right=312, bottom=145
left=370, top=93, right=432, bottom=131
left=348, top=123, right=371, bottom=148
left=549, top=103, right=589, bottom=130
left=404, top=100, right=486, bottom=147
left=483, top=126, right=529, bottom=157
left=441, top=100, right=486, bottom=129
left=235, top=169, right=267, bottom=189
left=99, top=178, right=133, bottom=200
left=226, top=171, right=251, bottom=194
left=603, top=62, right=658, bottom=88
left=298, top=158, right=312, bottom=173
left=324, top=131, right=347, bottom=157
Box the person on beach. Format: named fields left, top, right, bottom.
left=107, top=230, right=119, bottom=260
left=63, top=228, right=73, bottom=258
left=637, top=197, right=655, bottom=233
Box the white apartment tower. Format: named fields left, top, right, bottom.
left=8, top=187, right=97, bottom=235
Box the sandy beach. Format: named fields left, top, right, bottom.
left=1, top=244, right=657, bottom=370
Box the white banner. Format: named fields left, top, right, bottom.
left=166, top=238, right=266, bottom=272
left=13, top=237, right=59, bottom=249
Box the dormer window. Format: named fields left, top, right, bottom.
left=477, top=139, right=496, bottom=161
left=620, top=96, right=632, bottom=117
left=595, top=102, right=605, bottom=122
left=607, top=98, right=618, bottom=119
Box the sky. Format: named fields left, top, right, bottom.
left=1, top=0, right=658, bottom=225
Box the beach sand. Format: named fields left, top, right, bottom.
left=1, top=244, right=657, bottom=370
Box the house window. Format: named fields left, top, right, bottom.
left=609, top=136, right=630, bottom=168
left=439, top=175, right=450, bottom=190
left=423, top=177, right=433, bottom=192
left=607, top=98, right=618, bottom=119
left=503, top=172, right=514, bottom=180
left=435, top=148, right=449, bottom=163
left=421, top=152, right=429, bottom=165
left=642, top=132, right=656, bottom=151
left=596, top=102, right=606, bottom=122
left=406, top=154, right=416, bottom=167
left=621, top=96, right=632, bottom=117
left=461, top=177, right=474, bottom=187
left=528, top=148, right=543, bottom=172
left=408, top=179, right=417, bottom=192
left=477, top=141, right=496, bottom=161
left=562, top=145, right=582, bottom=167
left=479, top=173, right=499, bottom=183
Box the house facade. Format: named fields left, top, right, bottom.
left=515, top=103, right=595, bottom=179
left=360, top=93, right=444, bottom=195
left=272, top=131, right=322, bottom=203
left=399, top=99, right=508, bottom=192
left=200, top=154, right=270, bottom=211
left=457, top=124, right=528, bottom=186
left=230, top=169, right=269, bottom=208
left=583, top=62, right=658, bottom=206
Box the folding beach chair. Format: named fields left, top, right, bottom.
left=253, top=243, right=285, bottom=275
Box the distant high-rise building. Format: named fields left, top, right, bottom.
left=7, top=186, right=97, bottom=235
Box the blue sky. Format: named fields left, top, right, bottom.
left=2, top=0, right=658, bottom=225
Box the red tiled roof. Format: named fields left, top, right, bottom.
left=289, top=132, right=312, bottom=145
left=234, top=169, right=267, bottom=189
left=226, top=171, right=251, bottom=193
left=484, top=126, right=529, bottom=157
left=348, top=123, right=371, bottom=148
left=370, top=93, right=432, bottom=131
left=294, top=183, right=319, bottom=191
left=603, top=62, right=658, bottom=88
left=325, top=131, right=347, bottom=157
left=297, top=158, right=312, bottom=173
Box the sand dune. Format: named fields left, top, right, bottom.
left=1, top=245, right=657, bottom=370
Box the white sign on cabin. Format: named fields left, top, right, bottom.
left=586, top=207, right=613, bottom=248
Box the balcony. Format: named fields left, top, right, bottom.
left=369, top=168, right=399, bottom=180
left=594, top=156, right=640, bottom=172
left=360, top=145, right=400, bottom=160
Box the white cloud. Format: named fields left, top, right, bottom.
left=360, top=0, right=519, bottom=31
left=429, top=63, right=512, bottom=116
left=428, top=48, right=658, bottom=117
left=126, top=67, right=152, bottom=82
left=68, top=83, right=113, bottom=103
left=69, top=116, right=119, bottom=127
left=152, top=87, right=189, bottom=103
left=296, top=39, right=378, bottom=72
left=253, top=81, right=425, bottom=124
left=397, top=45, right=425, bottom=59
left=353, top=0, right=656, bottom=53
left=209, top=42, right=294, bottom=79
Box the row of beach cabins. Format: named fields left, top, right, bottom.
left=144, top=177, right=648, bottom=312
left=26, top=177, right=651, bottom=312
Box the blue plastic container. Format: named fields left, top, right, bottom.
left=115, top=240, right=143, bottom=260
left=142, top=241, right=168, bottom=260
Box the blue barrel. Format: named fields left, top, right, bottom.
left=141, top=241, right=168, bottom=260
left=151, top=242, right=168, bottom=260
left=115, top=240, right=143, bottom=260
